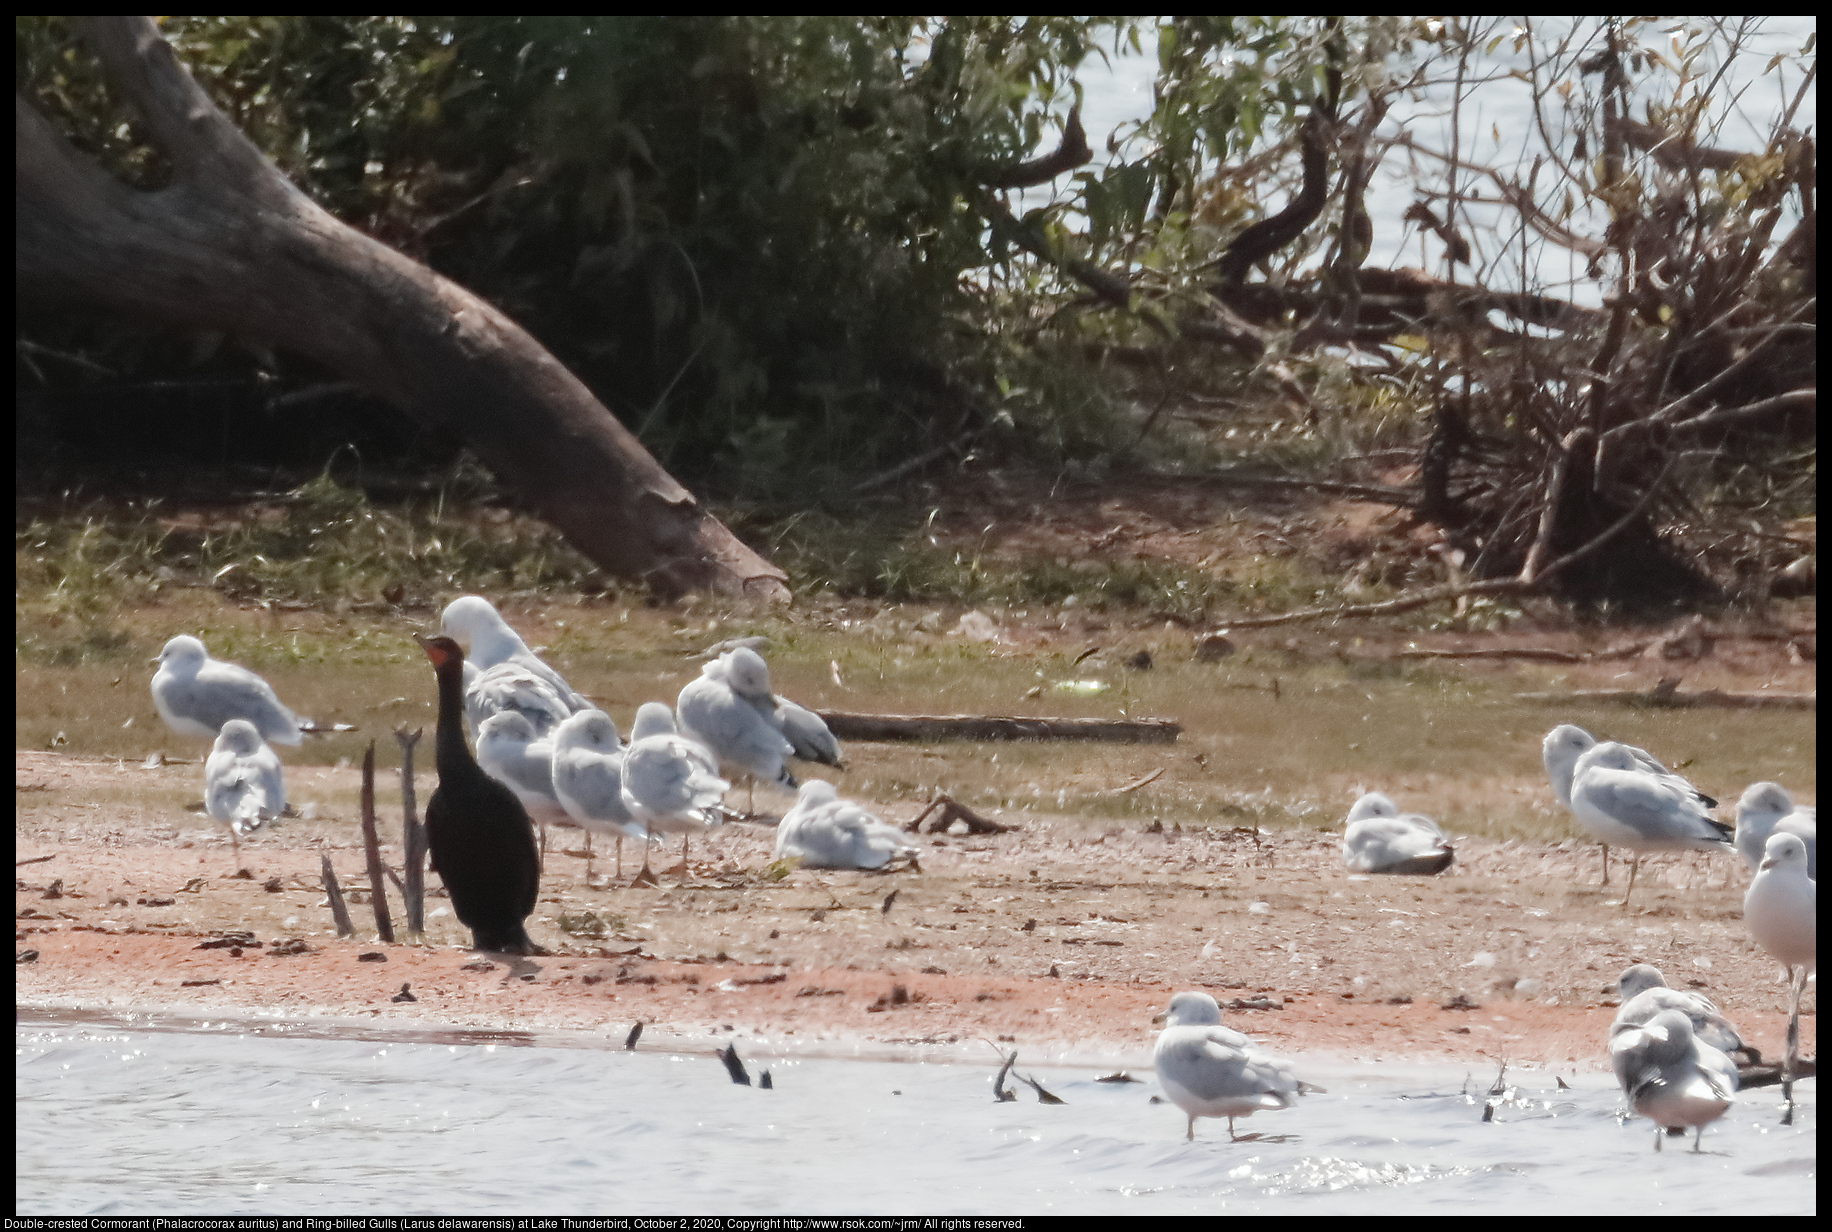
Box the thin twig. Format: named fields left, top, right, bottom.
left=320, top=855, right=355, bottom=938
left=358, top=741, right=394, bottom=944
left=395, top=727, right=425, bottom=937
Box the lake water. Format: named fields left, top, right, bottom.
left=17, top=1008, right=1814, bottom=1215
left=1037, top=17, right=1816, bottom=304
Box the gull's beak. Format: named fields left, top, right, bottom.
left=1151, top=1011, right=1167, bottom=1026
left=1760, top=855, right=1779, bottom=871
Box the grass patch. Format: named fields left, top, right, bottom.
left=752, top=508, right=1345, bottom=621
left=20, top=594, right=1812, bottom=853
left=16, top=473, right=603, bottom=666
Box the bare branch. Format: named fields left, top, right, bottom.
left=984, top=104, right=1091, bottom=189
left=1665, top=388, right=1816, bottom=437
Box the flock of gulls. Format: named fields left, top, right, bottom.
left=145, top=597, right=1814, bottom=1147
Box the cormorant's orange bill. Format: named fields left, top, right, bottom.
left=414, top=633, right=465, bottom=669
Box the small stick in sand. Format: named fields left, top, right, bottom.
left=320, top=855, right=355, bottom=938
left=358, top=741, right=395, bottom=944
left=625, top=1022, right=644, bottom=1051
left=395, top=727, right=426, bottom=937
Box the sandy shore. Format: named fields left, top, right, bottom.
left=17, top=749, right=1815, bottom=1070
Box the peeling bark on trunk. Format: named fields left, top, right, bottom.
left=15, top=17, right=788, bottom=602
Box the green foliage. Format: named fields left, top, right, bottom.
left=17, top=16, right=1154, bottom=493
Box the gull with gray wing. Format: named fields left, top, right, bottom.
left=441, top=595, right=588, bottom=714
left=621, top=702, right=730, bottom=883
left=152, top=635, right=305, bottom=746
left=775, top=780, right=917, bottom=870
left=203, top=718, right=286, bottom=868
left=677, top=655, right=796, bottom=809
left=1734, top=782, right=1816, bottom=879
left=1340, top=791, right=1454, bottom=875
left=1568, top=741, right=1733, bottom=907
left=1543, top=724, right=1717, bottom=887
left=1611, top=963, right=1749, bottom=1063
left=550, top=709, right=648, bottom=882
left=1609, top=1008, right=1737, bottom=1152
left=1152, top=991, right=1324, bottom=1142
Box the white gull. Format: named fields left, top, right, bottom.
left=1734, top=782, right=1816, bottom=879
left=774, top=780, right=917, bottom=870
left=550, top=709, right=648, bottom=882
left=203, top=718, right=286, bottom=867
left=1340, top=791, right=1454, bottom=875
left=621, top=702, right=730, bottom=882
left=152, top=635, right=304, bottom=746
left=1568, top=741, right=1733, bottom=906
left=1609, top=1008, right=1737, bottom=1152
left=1151, top=990, right=1324, bottom=1142
left=1744, top=831, right=1816, bottom=1120
left=440, top=595, right=588, bottom=714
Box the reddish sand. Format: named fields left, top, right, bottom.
left=17, top=750, right=1814, bottom=1070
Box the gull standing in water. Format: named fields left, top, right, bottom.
left=152, top=635, right=305, bottom=746
left=1567, top=741, right=1733, bottom=907
left=1542, top=724, right=1716, bottom=886
left=1734, top=783, right=1817, bottom=880
left=621, top=702, right=729, bottom=884
left=1609, top=1008, right=1737, bottom=1152
left=550, top=709, right=648, bottom=882
left=1744, top=831, right=1816, bottom=1120
left=1611, top=964, right=1750, bottom=1063
left=775, top=781, right=917, bottom=870
left=203, top=719, right=285, bottom=869
left=1152, top=991, right=1324, bottom=1142
left=440, top=595, right=588, bottom=714
left=1340, top=792, right=1455, bottom=875
left=677, top=655, right=796, bottom=811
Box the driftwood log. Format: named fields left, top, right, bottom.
left=1400, top=647, right=1586, bottom=664
left=818, top=712, right=1181, bottom=744
left=1515, top=687, right=1815, bottom=711
left=15, top=17, right=786, bottom=602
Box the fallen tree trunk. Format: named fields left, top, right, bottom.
left=15, top=17, right=787, bottom=602
left=817, top=712, right=1181, bottom=744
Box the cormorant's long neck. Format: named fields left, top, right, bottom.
left=433, top=661, right=474, bottom=777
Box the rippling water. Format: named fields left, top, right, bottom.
left=16, top=1011, right=1814, bottom=1215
